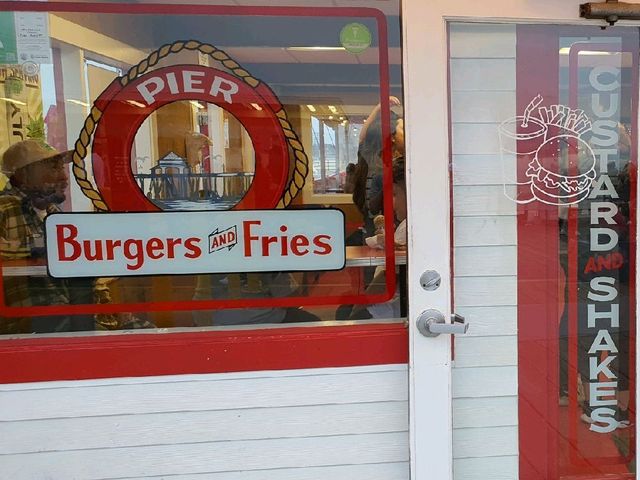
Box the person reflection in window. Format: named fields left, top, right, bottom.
left=0, top=140, right=152, bottom=333
left=350, top=157, right=407, bottom=320
left=352, top=96, right=404, bottom=240
left=192, top=272, right=321, bottom=326
left=0, top=140, right=93, bottom=333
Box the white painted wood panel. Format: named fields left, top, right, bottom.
left=454, top=335, right=517, bottom=368
left=454, top=456, right=519, bottom=480
left=454, top=306, right=517, bottom=337
left=452, top=154, right=515, bottom=186
left=1, top=432, right=409, bottom=479
left=454, top=276, right=517, bottom=307
left=449, top=21, right=519, bottom=480
left=450, top=58, right=516, bottom=91
left=451, top=123, right=501, bottom=155
left=449, top=23, right=516, bottom=59
left=453, top=186, right=516, bottom=216
left=0, top=370, right=408, bottom=421
left=113, top=463, right=410, bottom=480
left=453, top=426, right=518, bottom=458
left=0, top=364, right=405, bottom=391
left=0, top=366, right=410, bottom=479
left=454, top=246, right=517, bottom=277
left=454, top=216, right=517, bottom=247
left=2, top=401, right=408, bottom=455
left=453, top=366, right=518, bottom=399
left=453, top=397, right=518, bottom=429
left=451, top=91, right=515, bottom=124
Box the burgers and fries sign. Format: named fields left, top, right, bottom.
left=44, top=40, right=349, bottom=278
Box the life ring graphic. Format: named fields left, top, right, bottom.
left=71, top=40, right=309, bottom=212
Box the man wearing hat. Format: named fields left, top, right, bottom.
left=0, top=139, right=96, bottom=333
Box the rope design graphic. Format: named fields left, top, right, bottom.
left=72, top=40, right=308, bottom=211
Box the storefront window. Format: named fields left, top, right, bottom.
left=0, top=3, right=404, bottom=335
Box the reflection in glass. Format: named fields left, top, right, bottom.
left=131, top=101, right=255, bottom=211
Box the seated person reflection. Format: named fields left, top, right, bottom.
left=0, top=140, right=152, bottom=333
left=192, top=272, right=321, bottom=326
left=350, top=157, right=407, bottom=320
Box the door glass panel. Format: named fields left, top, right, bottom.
left=449, top=23, right=636, bottom=479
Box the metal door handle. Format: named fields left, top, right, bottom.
left=416, top=309, right=469, bottom=337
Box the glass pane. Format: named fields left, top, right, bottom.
left=449, top=23, right=636, bottom=479
left=0, top=4, right=405, bottom=335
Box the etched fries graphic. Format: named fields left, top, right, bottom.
left=498, top=95, right=596, bottom=205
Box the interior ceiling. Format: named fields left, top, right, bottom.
left=55, top=5, right=402, bottom=103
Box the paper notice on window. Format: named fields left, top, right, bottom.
left=14, top=12, right=52, bottom=65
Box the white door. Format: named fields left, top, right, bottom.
left=405, top=1, right=638, bottom=479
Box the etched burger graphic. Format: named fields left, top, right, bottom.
left=499, top=95, right=596, bottom=205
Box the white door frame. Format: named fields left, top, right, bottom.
left=402, top=1, right=637, bottom=478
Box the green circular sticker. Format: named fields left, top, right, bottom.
left=340, top=23, right=372, bottom=54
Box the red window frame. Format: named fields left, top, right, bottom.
left=0, top=1, right=407, bottom=384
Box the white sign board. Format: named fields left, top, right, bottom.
left=15, top=12, right=52, bottom=65
left=45, top=210, right=345, bottom=277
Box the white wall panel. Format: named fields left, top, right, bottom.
left=454, top=216, right=517, bottom=247
left=451, top=91, right=516, bottom=123
left=453, top=426, right=518, bottom=458
left=452, top=154, right=515, bottom=186
left=1, top=432, right=409, bottom=479
left=453, top=186, right=516, bottom=217
left=0, top=370, right=407, bottom=421
left=454, top=306, right=517, bottom=337
left=453, top=366, right=518, bottom=399
left=454, top=456, right=519, bottom=480
left=2, top=402, right=408, bottom=455
left=454, top=276, right=517, bottom=307
left=114, top=463, right=410, bottom=480
left=450, top=59, right=516, bottom=91
left=454, top=246, right=517, bottom=277
left=453, top=397, right=518, bottom=429
left=449, top=23, right=516, bottom=58
left=450, top=22, right=519, bottom=480
left=451, top=123, right=501, bottom=155
left=0, top=366, right=410, bottom=479
left=454, top=335, right=517, bottom=368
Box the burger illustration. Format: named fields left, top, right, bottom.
left=525, top=134, right=596, bottom=205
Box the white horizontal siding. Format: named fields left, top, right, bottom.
left=453, top=366, right=518, bottom=399
left=454, top=246, right=517, bottom=277
left=452, top=154, right=516, bottom=186
left=451, top=123, right=501, bottom=155
left=454, top=186, right=516, bottom=217
left=450, top=23, right=519, bottom=480
left=451, top=91, right=516, bottom=123
left=450, top=58, right=516, bottom=91
left=454, top=456, right=519, bottom=480
left=454, top=216, right=517, bottom=247
left=0, top=369, right=408, bottom=421
left=2, top=401, right=408, bottom=455
left=453, top=426, right=518, bottom=458
left=112, top=463, right=411, bottom=480
left=454, top=306, right=517, bottom=337
left=453, top=397, right=518, bottom=429
left=454, top=276, right=517, bottom=307
left=0, top=365, right=409, bottom=480
left=449, top=23, right=516, bottom=58
left=454, top=335, right=517, bottom=368
left=0, top=432, right=409, bottom=479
